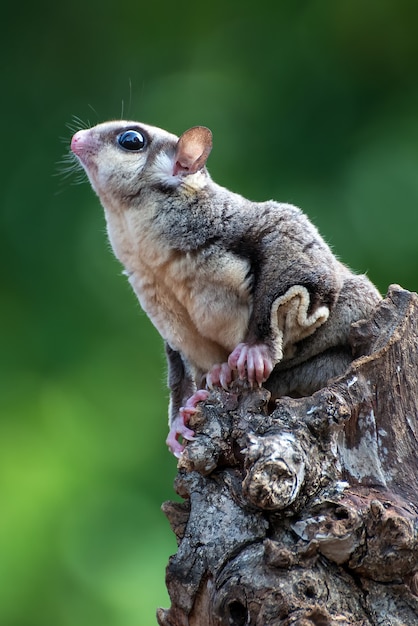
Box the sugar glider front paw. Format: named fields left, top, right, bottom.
left=166, top=389, right=209, bottom=457
left=228, top=342, right=274, bottom=385
left=206, top=362, right=233, bottom=390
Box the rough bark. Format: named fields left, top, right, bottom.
left=157, top=285, right=418, bottom=626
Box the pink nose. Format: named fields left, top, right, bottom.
left=71, top=129, right=89, bottom=155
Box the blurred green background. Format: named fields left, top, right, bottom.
left=2, top=1, right=418, bottom=624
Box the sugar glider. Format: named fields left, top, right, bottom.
left=71, top=121, right=381, bottom=456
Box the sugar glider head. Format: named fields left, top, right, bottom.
left=71, top=120, right=213, bottom=202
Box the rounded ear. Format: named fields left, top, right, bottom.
left=173, top=126, right=212, bottom=176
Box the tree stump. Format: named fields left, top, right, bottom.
left=157, top=285, right=418, bottom=626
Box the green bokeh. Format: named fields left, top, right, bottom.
left=2, top=1, right=418, bottom=624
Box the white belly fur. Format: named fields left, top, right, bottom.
left=128, top=252, right=251, bottom=373
left=105, top=206, right=252, bottom=374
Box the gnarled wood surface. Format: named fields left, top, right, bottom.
left=157, top=285, right=418, bottom=626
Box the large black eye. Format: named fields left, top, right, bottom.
left=117, top=130, right=147, bottom=151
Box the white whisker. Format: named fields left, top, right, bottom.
left=55, top=116, right=90, bottom=191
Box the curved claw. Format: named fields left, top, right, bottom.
left=166, top=416, right=195, bottom=457
left=228, top=342, right=274, bottom=385
left=166, top=389, right=209, bottom=457
left=206, top=362, right=233, bottom=390
left=183, top=389, right=210, bottom=408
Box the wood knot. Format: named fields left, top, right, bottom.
left=242, top=433, right=306, bottom=510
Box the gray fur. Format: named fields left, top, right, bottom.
left=71, top=120, right=382, bottom=453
